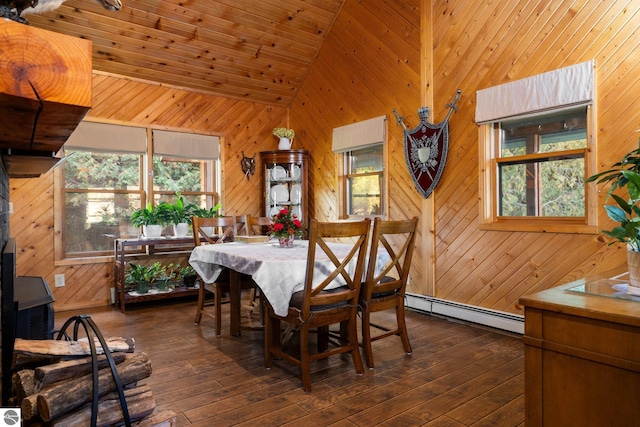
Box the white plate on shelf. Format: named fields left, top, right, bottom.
left=290, top=184, right=302, bottom=204
left=271, top=166, right=287, bottom=180
left=291, top=165, right=301, bottom=180
left=270, top=184, right=289, bottom=203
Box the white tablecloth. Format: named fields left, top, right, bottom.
left=189, top=240, right=388, bottom=317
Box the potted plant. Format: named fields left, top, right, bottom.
left=273, top=127, right=295, bottom=150
left=180, top=265, right=198, bottom=288
left=587, top=139, right=640, bottom=294
left=156, top=263, right=176, bottom=292
left=131, top=203, right=168, bottom=238
left=126, top=262, right=163, bottom=294
left=161, top=192, right=197, bottom=237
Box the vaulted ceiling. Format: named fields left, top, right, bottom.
left=27, top=0, right=346, bottom=107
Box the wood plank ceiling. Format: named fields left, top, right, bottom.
left=26, top=0, right=346, bottom=107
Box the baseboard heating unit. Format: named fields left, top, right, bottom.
left=405, top=293, right=524, bottom=335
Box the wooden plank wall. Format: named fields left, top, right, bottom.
left=289, top=0, right=638, bottom=315
left=10, top=74, right=287, bottom=311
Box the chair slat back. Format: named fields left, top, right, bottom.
left=245, top=215, right=272, bottom=236
left=362, top=217, right=418, bottom=301
left=301, top=219, right=371, bottom=315
left=192, top=216, right=237, bottom=246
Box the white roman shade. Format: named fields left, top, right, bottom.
left=153, top=130, right=220, bottom=160
left=332, top=115, right=386, bottom=153
left=64, top=122, right=147, bottom=154
left=475, top=60, right=595, bottom=124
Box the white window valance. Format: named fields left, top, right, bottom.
left=153, top=130, right=220, bottom=160
left=332, top=115, right=386, bottom=153
left=475, top=60, right=595, bottom=124
left=64, top=122, right=147, bottom=154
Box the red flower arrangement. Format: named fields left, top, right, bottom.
left=269, top=208, right=303, bottom=238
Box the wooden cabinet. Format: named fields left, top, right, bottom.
left=113, top=237, right=197, bottom=313
left=260, top=150, right=310, bottom=227
left=519, top=278, right=640, bottom=426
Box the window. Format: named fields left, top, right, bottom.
left=55, top=122, right=220, bottom=262
left=497, top=108, right=587, bottom=217
left=62, top=150, right=143, bottom=257
left=332, top=116, right=387, bottom=219
left=477, top=61, right=597, bottom=233
left=153, top=157, right=218, bottom=208
left=152, top=129, right=220, bottom=216
left=344, top=145, right=384, bottom=216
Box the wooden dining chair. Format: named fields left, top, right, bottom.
left=360, top=216, right=418, bottom=369
left=245, top=215, right=272, bottom=236
left=192, top=216, right=237, bottom=336
left=264, top=218, right=371, bottom=392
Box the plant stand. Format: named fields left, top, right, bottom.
left=113, top=237, right=198, bottom=313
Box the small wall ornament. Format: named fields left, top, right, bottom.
left=241, top=151, right=255, bottom=179
left=393, top=89, right=461, bottom=199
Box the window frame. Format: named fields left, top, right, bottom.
left=478, top=105, right=598, bottom=234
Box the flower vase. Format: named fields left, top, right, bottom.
left=278, top=235, right=295, bottom=248
left=278, top=137, right=292, bottom=150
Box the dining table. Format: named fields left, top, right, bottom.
left=188, top=238, right=390, bottom=336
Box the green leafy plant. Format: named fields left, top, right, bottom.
left=587, top=140, right=640, bottom=251
left=192, top=203, right=222, bottom=218
left=179, top=265, right=196, bottom=278
left=130, top=202, right=168, bottom=227
left=161, top=192, right=198, bottom=225
left=159, top=263, right=178, bottom=281
left=125, top=262, right=164, bottom=284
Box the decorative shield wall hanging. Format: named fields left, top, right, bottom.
left=393, top=89, right=461, bottom=198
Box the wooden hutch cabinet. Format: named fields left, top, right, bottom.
left=260, top=150, right=310, bottom=227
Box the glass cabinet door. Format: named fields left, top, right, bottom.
left=260, top=150, right=309, bottom=228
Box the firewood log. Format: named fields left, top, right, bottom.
left=34, top=352, right=127, bottom=391
left=47, top=384, right=156, bottom=427
left=12, top=369, right=35, bottom=404
left=14, top=337, right=135, bottom=357
left=13, top=353, right=61, bottom=371
left=22, top=393, right=39, bottom=420
left=36, top=352, right=152, bottom=422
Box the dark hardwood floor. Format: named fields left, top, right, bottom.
left=55, top=298, right=525, bottom=426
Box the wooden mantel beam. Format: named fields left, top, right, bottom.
left=0, top=18, right=92, bottom=153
